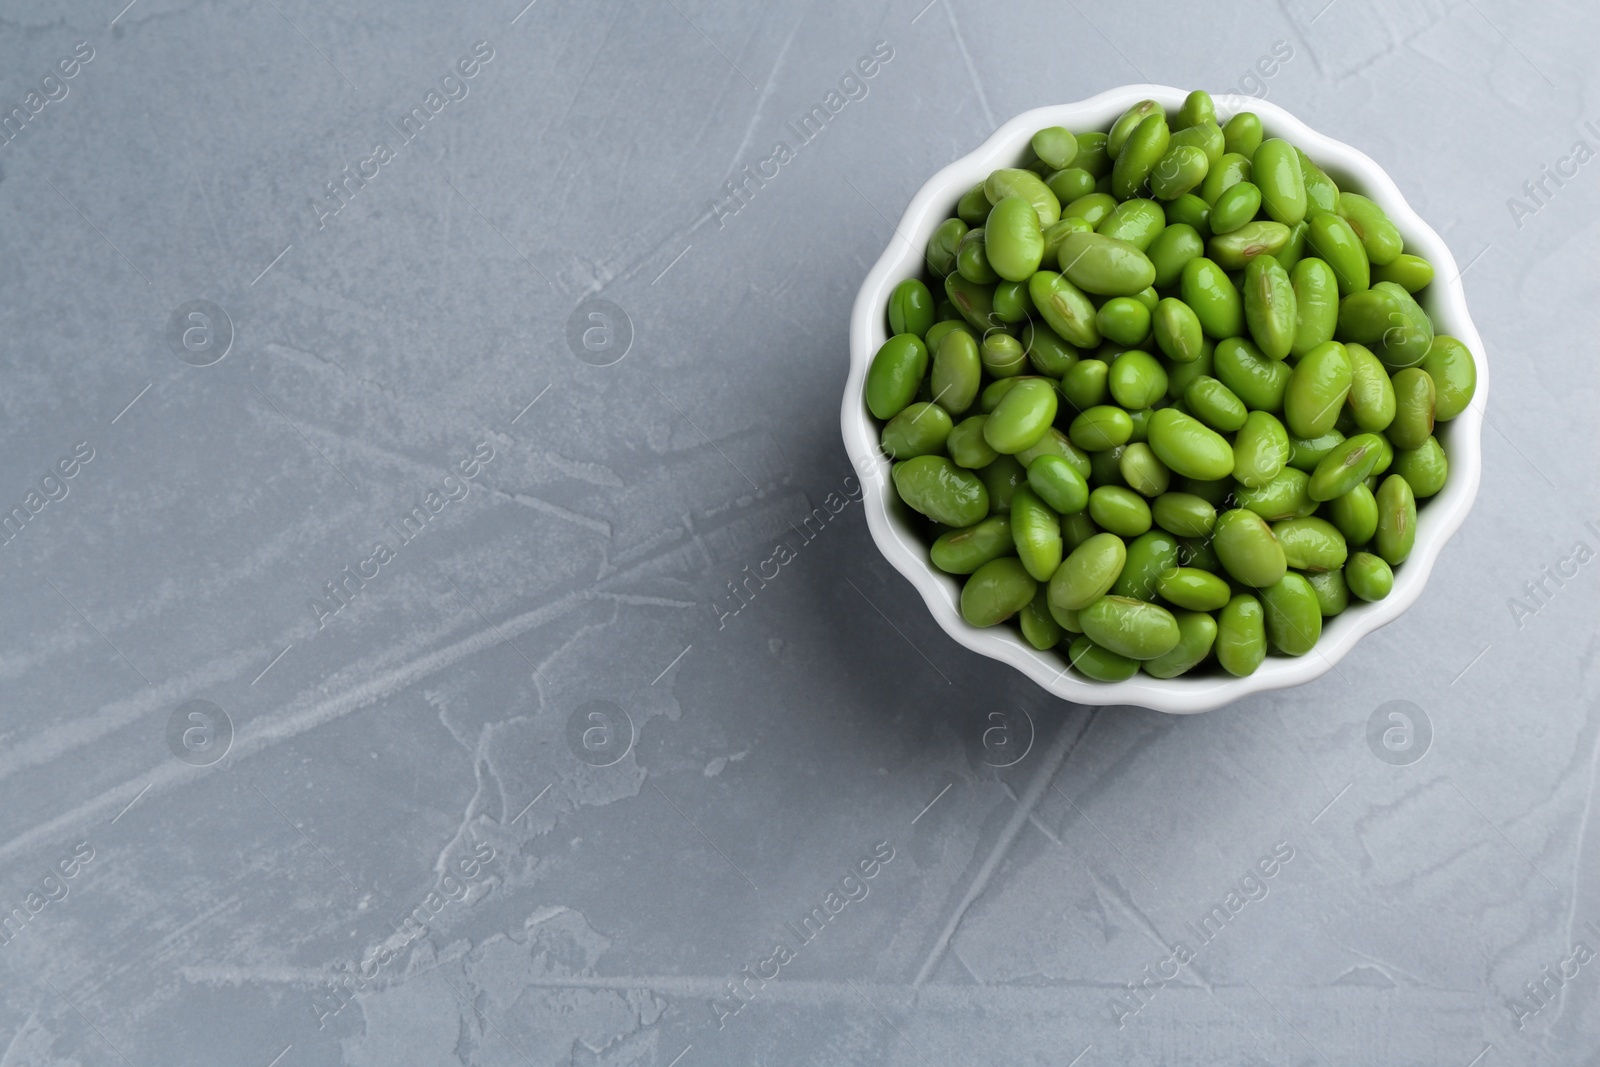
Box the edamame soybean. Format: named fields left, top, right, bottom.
left=931, top=514, right=1012, bottom=573
left=870, top=98, right=1459, bottom=681
left=1049, top=532, right=1128, bottom=612
left=961, top=557, right=1037, bottom=626
left=1079, top=596, right=1182, bottom=660
left=984, top=377, right=1058, bottom=453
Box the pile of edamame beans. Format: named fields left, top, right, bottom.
left=865, top=90, right=1476, bottom=681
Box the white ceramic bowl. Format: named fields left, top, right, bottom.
left=841, top=84, right=1488, bottom=714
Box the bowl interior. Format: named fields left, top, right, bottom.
left=843, top=85, right=1487, bottom=714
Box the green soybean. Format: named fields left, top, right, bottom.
left=1058, top=231, right=1157, bottom=295
left=1142, top=609, right=1219, bottom=678
left=1235, top=466, right=1315, bottom=521
left=1050, top=532, right=1127, bottom=612
left=1112, top=115, right=1171, bottom=200
left=1118, top=442, right=1172, bottom=497
left=1372, top=253, right=1433, bottom=292
left=1273, top=516, right=1348, bottom=572
left=1021, top=320, right=1080, bottom=377
left=1080, top=595, right=1181, bottom=660
left=1285, top=341, right=1352, bottom=438
left=1251, top=138, right=1307, bottom=225
left=1232, top=410, right=1290, bottom=489
left=1165, top=192, right=1212, bottom=233
left=1290, top=257, right=1339, bottom=357
left=1214, top=337, right=1291, bottom=410
left=866, top=333, right=929, bottom=419
left=1028, top=453, right=1090, bottom=514
left=1346, top=551, right=1394, bottom=601
left=1111, top=529, right=1180, bottom=602
left=1374, top=474, right=1416, bottom=565
left=1063, top=192, right=1118, bottom=227
left=1031, top=126, right=1078, bottom=170
left=1307, top=569, right=1350, bottom=617
left=893, top=455, right=988, bottom=526
left=925, top=218, right=968, bottom=277
left=1016, top=427, right=1091, bottom=478
left=1392, top=435, right=1448, bottom=498
left=984, top=168, right=1061, bottom=226
left=991, top=280, right=1034, bottom=323
left=984, top=196, right=1046, bottom=281
left=932, top=330, right=982, bottom=414
left=881, top=402, right=954, bottom=459
left=924, top=318, right=974, bottom=355
left=1286, top=428, right=1346, bottom=473
left=1297, top=148, right=1340, bottom=217
left=1069, top=405, right=1134, bottom=452
left=978, top=454, right=1026, bottom=513
left=1073, top=130, right=1112, bottom=177
left=1273, top=220, right=1310, bottom=272
left=1028, top=270, right=1101, bottom=347
left=1158, top=566, right=1232, bottom=611
left=1244, top=254, right=1297, bottom=361
left=1041, top=215, right=1095, bottom=262
left=1326, top=482, right=1378, bottom=545
left=984, top=377, right=1059, bottom=453
left=980, top=332, right=1029, bottom=379
left=1096, top=296, right=1152, bottom=347
left=1108, top=100, right=1164, bottom=156
left=1213, top=508, right=1287, bottom=587
left=1184, top=375, right=1249, bottom=433
left=1150, top=144, right=1210, bottom=200
left=1097, top=197, right=1167, bottom=250
left=1146, top=225, right=1205, bottom=289
left=1221, top=112, right=1263, bottom=157
left=1216, top=593, right=1267, bottom=676
left=1208, top=221, right=1291, bottom=270
left=1061, top=359, right=1110, bottom=409
left=1020, top=586, right=1066, bottom=649
left=1170, top=119, right=1226, bottom=167
left=946, top=414, right=999, bottom=469
left=1152, top=297, right=1205, bottom=363
left=1306, top=213, right=1370, bottom=294
left=1181, top=257, right=1245, bottom=338
left=1010, top=485, right=1064, bottom=581
left=1209, top=180, right=1262, bottom=234
left=944, top=273, right=1001, bottom=332
left=1260, top=573, right=1321, bottom=655
left=1109, top=350, right=1168, bottom=409
left=1152, top=492, right=1217, bottom=537
left=1068, top=635, right=1140, bottom=681
left=889, top=278, right=935, bottom=337
left=1336, top=192, right=1403, bottom=265
left=1166, top=338, right=1215, bottom=399
left=1044, top=170, right=1095, bottom=209
left=1421, top=336, right=1477, bottom=421
left=1089, top=485, right=1153, bottom=538
left=1307, top=432, right=1381, bottom=503
left=1387, top=367, right=1436, bottom=450
left=957, top=182, right=992, bottom=225
left=1341, top=342, right=1395, bottom=433
left=1174, top=90, right=1216, bottom=130
left=1089, top=445, right=1127, bottom=489
left=1201, top=151, right=1252, bottom=204
left=961, top=557, right=1038, bottom=626
left=1148, top=407, right=1236, bottom=481
left=931, top=514, right=1013, bottom=573
left=956, top=227, right=999, bottom=284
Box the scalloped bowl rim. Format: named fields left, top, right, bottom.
left=840, top=84, right=1488, bottom=714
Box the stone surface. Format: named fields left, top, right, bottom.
left=0, top=0, right=1597, bottom=1064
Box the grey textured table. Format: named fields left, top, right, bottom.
left=2, top=1, right=1597, bottom=1064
